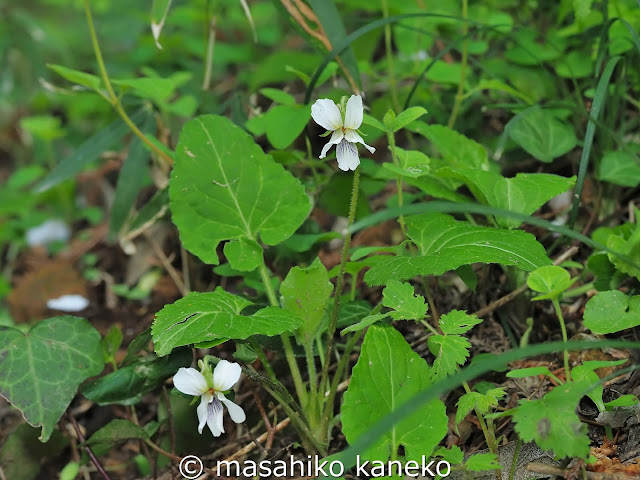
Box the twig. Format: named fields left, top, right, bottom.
left=252, top=389, right=275, bottom=455
left=223, top=417, right=291, bottom=462
left=144, top=231, right=188, bottom=296
left=68, top=414, right=113, bottom=480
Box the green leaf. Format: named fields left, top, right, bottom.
left=264, top=104, right=311, bottom=149
left=527, top=265, right=576, bottom=300
left=571, top=367, right=605, bottom=411
left=362, top=114, right=386, bottom=131
left=598, top=151, right=640, bottom=187
left=605, top=395, right=639, bottom=409
left=507, top=366, right=557, bottom=379
left=260, top=88, right=296, bottom=106
left=81, top=349, right=190, bottom=405
left=606, top=221, right=640, bottom=280
left=151, top=0, right=172, bottom=48
left=101, top=325, right=123, bottom=365
left=381, top=280, right=427, bottom=321
left=382, top=148, right=430, bottom=178
left=0, top=316, right=104, bottom=441
left=223, top=237, right=263, bottom=271
left=443, top=169, right=575, bottom=228
left=465, top=453, right=501, bottom=472
left=507, top=107, right=578, bottom=163
left=555, top=50, right=594, bottom=79
left=152, top=288, right=303, bottom=356
left=365, top=213, right=551, bottom=285
left=512, top=382, right=591, bottom=458
left=0, top=423, right=66, bottom=480
left=85, top=419, right=149, bottom=445
left=428, top=335, right=471, bottom=380
left=281, top=232, right=342, bottom=253
left=281, top=257, right=333, bottom=344
left=340, top=313, right=387, bottom=335
left=583, top=290, right=640, bottom=334
left=48, top=64, right=102, bottom=91
left=170, top=115, right=311, bottom=266
left=439, top=310, right=482, bottom=335
left=393, top=107, right=427, bottom=132
left=341, top=324, right=447, bottom=462
left=112, top=77, right=176, bottom=103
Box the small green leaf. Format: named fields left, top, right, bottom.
left=393, top=107, right=427, bottom=132
left=85, top=419, right=149, bottom=445
left=428, top=335, right=471, bottom=380
left=362, top=114, right=385, bottom=131
left=512, top=382, right=591, bottom=458
left=598, top=151, right=640, bottom=187
left=527, top=265, right=576, bottom=300
left=383, top=110, right=396, bottom=131
left=465, top=453, right=501, bottom=472
left=571, top=366, right=605, bottom=411
left=382, top=280, right=427, bottom=321
left=260, top=88, right=296, bottom=106
left=365, top=214, right=551, bottom=285
left=583, top=290, right=640, bottom=334
left=507, top=107, right=578, bottom=163
left=383, top=148, right=430, bottom=178
left=605, top=395, right=639, bottom=409
left=264, top=104, right=311, bottom=149
left=112, top=77, right=176, bottom=103
left=48, top=64, right=102, bottom=91
left=281, top=232, right=342, bottom=253
left=101, top=325, right=123, bottom=364
left=0, top=316, right=104, bottom=441
left=341, top=324, right=447, bottom=462
left=340, top=313, right=387, bottom=335
left=507, top=366, right=557, bottom=379
left=170, top=115, right=311, bottom=266
left=152, top=288, right=303, bottom=356
left=439, top=310, right=482, bottom=335
left=281, top=257, right=333, bottom=344
left=223, top=237, right=263, bottom=272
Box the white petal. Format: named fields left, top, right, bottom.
left=344, top=95, right=363, bottom=130
left=219, top=393, right=246, bottom=424
left=319, top=130, right=344, bottom=159
left=212, top=360, right=241, bottom=392
left=196, top=395, right=209, bottom=434
left=26, top=219, right=70, bottom=246
left=344, top=129, right=376, bottom=154
left=173, top=368, right=209, bottom=397
left=46, top=294, right=89, bottom=312
left=311, top=98, right=343, bottom=131
left=336, top=139, right=360, bottom=171
left=207, top=397, right=225, bottom=437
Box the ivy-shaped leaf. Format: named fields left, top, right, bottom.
left=341, top=324, right=448, bottom=462
left=0, top=316, right=104, bottom=442
left=152, top=288, right=303, bottom=356
left=365, top=213, right=551, bottom=286
left=512, top=382, right=591, bottom=458
left=382, top=280, right=428, bottom=320
left=170, top=115, right=311, bottom=270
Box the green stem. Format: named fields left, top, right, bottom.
left=319, top=168, right=360, bottom=412
left=387, top=130, right=407, bottom=237
left=83, top=0, right=173, bottom=166
left=462, top=381, right=500, bottom=480
left=552, top=298, right=571, bottom=382
left=258, top=263, right=308, bottom=407
left=304, top=342, right=319, bottom=429
left=381, top=0, right=399, bottom=111
left=447, top=0, right=468, bottom=129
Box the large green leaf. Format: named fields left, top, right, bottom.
left=598, top=151, right=640, bottom=187
left=506, top=107, right=577, bottom=163
left=0, top=316, right=104, bottom=441
left=365, top=213, right=551, bottom=285
left=280, top=257, right=333, bottom=344
left=442, top=169, right=575, bottom=228
left=583, top=290, right=640, bottom=334
left=341, top=324, right=447, bottom=462
left=170, top=115, right=311, bottom=268
left=152, top=288, right=303, bottom=356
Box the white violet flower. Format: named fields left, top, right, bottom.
left=311, top=94, right=375, bottom=171
left=173, top=359, right=246, bottom=437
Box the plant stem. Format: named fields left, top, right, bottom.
left=447, top=0, right=469, bottom=129
left=387, top=129, right=407, bottom=237
left=381, top=0, right=400, bottom=111
left=552, top=298, right=571, bottom=382
left=462, top=381, right=500, bottom=480
left=83, top=0, right=173, bottom=166
left=319, top=168, right=360, bottom=411
left=258, top=263, right=308, bottom=407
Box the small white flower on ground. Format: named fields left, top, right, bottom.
left=311, top=94, right=375, bottom=171
left=26, top=219, right=70, bottom=247
left=46, top=294, right=89, bottom=312
left=173, top=359, right=246, bottom=437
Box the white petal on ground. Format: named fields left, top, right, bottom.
left=219, top=393, right=247, bottom=423
left=319, top=130, right=344, bottom=159
left=46, top=294, right=89, bottom=312
left=173, top=367, right=209, bottom=397
left=344, top=129, right=376, bottom=154
left=212, top=360, right=242, bottom=392
left=311, top=98, right=343, bottom=131
left=336, top=139, right=360, bottom=171
left=343, top=95, right=363, bottom=130
left=26, top=219, right=70, bottom=247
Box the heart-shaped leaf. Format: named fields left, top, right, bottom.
left=527, top=265, right=576, bottom=300
left=0, top=316, right=104, bottom=441
left=152, top=288, right=303, bottom=356
left=170, top=115, right=311, bottom=268
left=583, top=290, right=640, bottom=334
